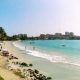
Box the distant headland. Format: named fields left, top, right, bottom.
left=0, top=27, right=80, bottom=40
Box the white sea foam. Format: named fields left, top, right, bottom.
left=12, top=41, right=80, bottom=67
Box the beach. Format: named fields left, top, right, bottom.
left=0, top=41, right=23, bottom=80
left=13, top=40, right=80, bottom=80
left=0, top=41, right=80, bottom=80
left=2, top=41, right=31, bottom=63
left=1, top=0, right=80, bottom=80
left=0, top=41, right=52, bottom=80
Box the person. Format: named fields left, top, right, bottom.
left=24, top=46, right=27, bottom=52
left=25, top=46, right=26, bottom=50
left=0, top=44, right=2, bottom=51
left=33, top=47, right=35, bottom=50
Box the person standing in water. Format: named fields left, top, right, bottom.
left=23, top=46, right=27, bottom=53
left=33, top=46, right=35, bottom=50
left=25, top=46, right=26, bottom=51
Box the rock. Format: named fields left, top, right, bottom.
left=47, top=77, right=52, bottom=80
left=34, top=69, right=39, bottom=74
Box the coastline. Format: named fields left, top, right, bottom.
left=0, top=41, right=52, bottom=80
left=13, top=41, right=68, bottom=63
left=1, top=41, right=80, bottom=80
left=3, top=41, right=32, bottom=63
left=13, top=41, right=80, bottom=67
left=12, top=41, right=80, bottom=80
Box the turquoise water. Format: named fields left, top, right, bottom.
left=17, top=40, right=80, bottom=66
left=19, top=40, right=80, bottom=54
left=14, top=40, right=80, bottom=80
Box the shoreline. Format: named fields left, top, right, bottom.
left=13, top=41, right=80, bottom=67
left=1, top=41, right=80, bottom=80
left=0, top=41, right=52, bottom=80
left=13, top=41, right=67, bottom=63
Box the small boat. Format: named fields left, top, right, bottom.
left=61, top=44, right=66, bottom=47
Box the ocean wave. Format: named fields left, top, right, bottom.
left=12, top=41, right=80, bottom=67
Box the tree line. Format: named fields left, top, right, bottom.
left=0, top=27, right=28, bottom=41
left=0, top=27, right=80, bottom=41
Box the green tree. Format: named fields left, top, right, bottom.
left=0, top=27, right=7, bottom=40
left=18, top=34, right=27, bottom=40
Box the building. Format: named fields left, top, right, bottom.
left=65, top=32, right=74, bottom=37
left=69, top=32, right=74, bottom=37
left=65, top=32, right=70, bottom=36
left=45, top=34, right=53, bottom=39
left=55, top=33, right=62, bottom=36
left=40, top=34, right=46, bottom=39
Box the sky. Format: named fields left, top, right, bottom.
left=0, top=0, right=80, bottom=36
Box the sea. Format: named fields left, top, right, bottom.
left=13, top=40, right=80, bottom=80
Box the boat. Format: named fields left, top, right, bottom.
left=61, top=44, right=66, bottom=47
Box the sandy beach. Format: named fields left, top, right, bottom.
left=3, top=41, right=31, bottom=63
left=0, top=41, right=32, bottom=80
left=0, top=41, right=51, bottom=80
left=0, top=41, right=23, bottom=80
left=1, top=41, right=80, bottom=80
